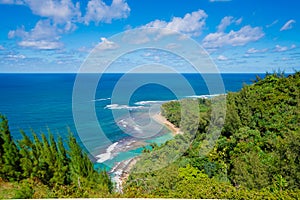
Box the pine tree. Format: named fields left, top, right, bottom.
left=47, top=131, right=59, bottom=185
left=0, top=115, right=5, bottom=170
left=38, top=133, right=52, bottom=183
left=18, top=130, right=34, bottom=179
left=0, top=115, right=21, bottom=181
left=67, top=130, right=96, bottom=187
left=31, top=132, right=43, bottom=179
left=67, top=130, right=113, bottom=192
left=49, top=131, right=58, bottom=160
left=50, top=136, right=69, bottom=186
left=68, top=130, right=86, bottom=185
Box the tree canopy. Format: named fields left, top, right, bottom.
left=0, top=72, right=299, bottom=199
left=0, top=117, right=112, bottom=198
left=123, top=72, right=300, bottom=199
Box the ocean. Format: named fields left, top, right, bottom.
left=0, top=73, right=264, bottom=170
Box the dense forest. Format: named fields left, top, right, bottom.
left=0, top=118, right=112, bottom=198
left=0, top=72, right=299, bottom=199
left=123, top=72, right=300, bottom=199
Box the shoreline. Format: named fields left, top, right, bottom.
left=110, top=157, right=140, bottom=193
left=94, top=139, right=147, bottom=163
left=110, top=111, right=182, bottom=192
left=152, top=112, right=183, bottom=136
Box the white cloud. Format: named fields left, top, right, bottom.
left=4, top=0, right=81, bottom=50
left=26, top=0, right=80, bottom=23
left=281, top=57, right=290, bottom=61
left=291, top=44, right=296, bottom=49
left=280, top=19, right=296, bottom=31
left=246, top=48, right=268, bottom=54
left=143, top=52, right=152, bottom=57
left=203, top=25, right=265, bottom=49
left=6, top=54, right=26, bottom=59
left=0, top=0, right=23, bottom=4
left=0, top=0, right=81, bottom=24
left=97, top=37, right=119, bottom=50
left=217, top=16, right=242, bottom=32
left=9, top=20, right=59, bottom=39
left=274, top=45, right=288, bottom=52
left=77, top=46, right=92, bottom=53
left=266, top=20, right=278, bottom=28
left=143, top=9, right=208, bottom=36
left=166, top=43, right=180, bottom=49
left=235, top=18, right=243, bottom=25
left=217, top=16, right=233, bottom=32
left=217, top=55, right=228, bottom=61
left=63, top=21, right=77, bottom=32
left=154, top=55, right=160, bottom=61
left=1, top=0, right=131, bottom=25
left=0, top=45, right=5, bottom=50
left=18, top=40, right=62, bottom=50
left=4, top=0, right=132, bottom=50
left=84, top=0, right=130, bottom=24
left=8, top=20, right=63, bottom=50
left=274, top=44, right=296, bottom=52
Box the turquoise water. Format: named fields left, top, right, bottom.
left=146, top=133, right=174, bottom=145
left=0, top=73, right=265, bottom=170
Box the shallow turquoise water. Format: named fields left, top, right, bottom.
left=0, top=73, right=265, bottom=170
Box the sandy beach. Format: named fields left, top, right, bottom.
left=110, top=157, right=140, bottom=193
left=111, top=112, right=182, bottom=192
left=152, top=112, right=183, bottom=135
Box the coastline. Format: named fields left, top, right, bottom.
left=95, top=139, right=147, bottom=163
left=110, top=111, right=182, bottom=192
left=152, top=112, right=183, bottom=136
left=110, top=156, right=140, bottom=192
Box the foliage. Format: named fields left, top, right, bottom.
left=123, top=72, right=300, bottom=199
left=0, top=116, right=113, bottom=198
left=0, top=115, right=21, bottom=181
left=0, top=72, right=299, bottom=199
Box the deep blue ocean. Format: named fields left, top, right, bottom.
left=0, top=73, right=265, bottom=170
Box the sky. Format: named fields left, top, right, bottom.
left=0, top=0, right=299, bottom=73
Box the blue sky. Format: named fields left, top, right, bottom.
left=0, top=0, right=299, bottom=73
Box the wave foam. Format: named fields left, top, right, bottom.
left=91, top=97, right=111, bottom=102
left=105, top=104, right=145, bottom=110
left=186, top=94, right=225, bottom=99
left=96, top=142, right=118, bottom=163
left=134, top=100, right=167, bottom=106
left=118, top=118, right=144, bottom=134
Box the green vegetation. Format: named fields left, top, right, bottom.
left=0, top=116, right=112, bottom=198
left=123, top=72, right=300, bottom=199
left=0, top=72, right=299, bottom=199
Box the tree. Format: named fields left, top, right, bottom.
left=123, top=72, right=300, bottom=198
left=18, top=130, right=34, bottom=179
left=0, top=115, right=21, bottom=181
left=31, top=132, right=43, bottom=179
left=68, top=130, right=93, bottom=186
left=50, top=136, right=69, bottom=186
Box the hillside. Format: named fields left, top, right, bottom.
left=0, top=118, right=113, bottom=198
left=123, top=72, right=300, bottom=199
left=0, top=72, right=299, bottom=199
